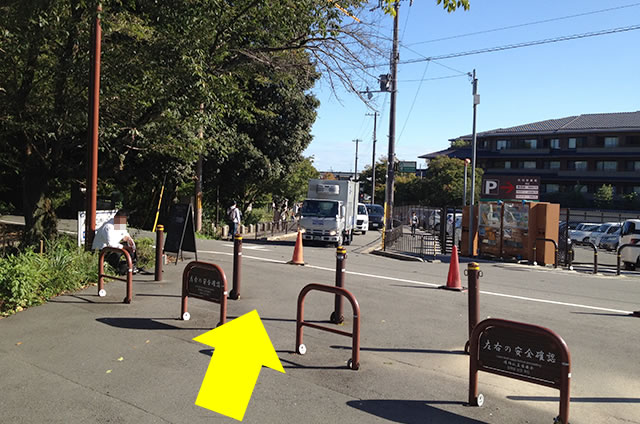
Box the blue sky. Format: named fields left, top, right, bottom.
left=304, top=0, right=640, bottom=173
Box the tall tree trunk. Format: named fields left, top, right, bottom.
left=22, top=144, right=57, bottom=247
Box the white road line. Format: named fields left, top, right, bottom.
left=198, top=250, right=633, bottom=314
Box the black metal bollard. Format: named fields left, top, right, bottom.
left=230, top=234, right=242, bottom=299
left=330, top=246, right=347, bottom=324
left=154, top=225, right=164, bottom=281
left=465, top=262, right=481, bottom=354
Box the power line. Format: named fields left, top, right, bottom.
left=407, top=2, right=640, bottom=46
left=361, top=24, right=640, bottom=68
left=398, top=61, right=430, bottom=143
left=398, top=73, right=468, bottom=83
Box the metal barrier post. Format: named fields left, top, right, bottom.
left=98, top=247, right=133, bottom=303
left=533, top=238, right=558, bottom=268
left=590, top=242, right=598, bottom=274
left=465, top=262, right=481, bottom=354
left=331, top=246, right=347, bottom=324
left=295, top=283, right=361, bottom=370
left=230, top=234, right=242, bottom=299
left=154, top=225, right=164, bottom=281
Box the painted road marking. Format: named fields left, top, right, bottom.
left=198, top=250, right=632, bottom=315
left=222, top=244, right=270, bottom=251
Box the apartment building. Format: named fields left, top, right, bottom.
left=420, top=111, right=640, bottom=199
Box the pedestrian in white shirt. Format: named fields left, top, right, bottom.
left=92, top=210, right=138, bottom=274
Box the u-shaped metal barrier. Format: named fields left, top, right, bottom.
left=98, top=247, right=133, bottom=303
left=295, top=283, right=361, bottom=370
left=532, top=238, right=558, bottom=268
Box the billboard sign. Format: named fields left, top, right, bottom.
left=481, top=176, right=539, bottom=201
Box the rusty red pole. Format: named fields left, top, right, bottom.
left=154, top=225, right=164, bottom=281
left=98, top=251, right=105, bottom=295
left=230, top=234, right=242, bottom=299
left=466, top=262, right=480, bottom=353
left=85, top=3, right=102, bottom=251
left=331, top=246, right=347, bottom=324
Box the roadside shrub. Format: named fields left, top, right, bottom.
left=0, top=235, right=99, bottom=316
left=133, top=237, right=154, bottom=269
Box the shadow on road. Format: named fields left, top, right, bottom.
left=508, top=395, right=640, bottom=403
left=330, top=345, right=465, bottom=355
left=96, top=317, right=209, bottom=331
left=346, top=399, right=486, bottom=424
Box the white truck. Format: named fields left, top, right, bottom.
left=299, top=179, right=359, bottom=246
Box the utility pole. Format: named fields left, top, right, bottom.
left=468, top=69, right=479, bottom=256
left=366, top=112, right=379, bottom=203
left=353, top=139, right=362, bottom=180
left=85, top=2, right=102, bottom=250
left=385, top=0, right=399, bottom=231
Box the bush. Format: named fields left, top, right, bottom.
left=133, top=237, right=154, bottom=269
left=0, top=235, right=99, bottom=316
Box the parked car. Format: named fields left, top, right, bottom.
left=365, top=204, right=384, bottom=230
left=620, top=219, right=640, bottom=270
left=569, top=222, right=600, bottom=243
left=599, top=232, right=621, bottom=251
left=355, top=203, right=369, bottom=235
left=588, top=222, right=619, bottom=247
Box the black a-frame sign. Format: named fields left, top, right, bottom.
left=164, top=203, right=198, bottom=264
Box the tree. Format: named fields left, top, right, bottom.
left=359, top=158, right=388, bottom=204
left=450, top=138, right=471, bottom=148
left=1, top=0, right=472, bottom=243
left=594, top=184, right=614, bottom=209
left=421, top=156, right=483, bottom=206
left=272, top=157, right=320, bottom=204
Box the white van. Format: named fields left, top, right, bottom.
left=355, top=203, right=369, bottom=235
left=619, top=219, right=640, bottom=270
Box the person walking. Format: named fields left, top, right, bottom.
left=228, top=201, right=242, bottom=238
left=411, top=211, right=419, bottom=236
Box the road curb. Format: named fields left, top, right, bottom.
left=371, top=249, right=424, bottom=262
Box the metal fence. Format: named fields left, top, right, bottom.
left=252, top=219, right=298, bottom=239
left=384, top=225, right=442, bottom=260
left=560, top=208, right=640, bottom=274
left=392, top=205, right=462, bottom=255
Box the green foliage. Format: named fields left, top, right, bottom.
left=243, top=207, right=273, bottom=226
left=450, top=138, right=470, bottom=148
left=359, top=158, right=388, bottom=204
left=133, top=237, right=154, bottom=270
left=594, top=184, right=614, bottom=209
left=0, top=235, right=99, bottom=316
left=419, top=156, right=483, bottom=206
left=382, top=0, right=470, bottom=15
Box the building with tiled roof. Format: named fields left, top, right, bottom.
left=420, top=111, right=640, bottom=202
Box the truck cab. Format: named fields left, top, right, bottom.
left=299, top=179, right=358, bottom=247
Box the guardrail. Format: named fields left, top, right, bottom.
left=295, top=283, right=361, bottom=370
left=532, top=238, right=558, bottom=268
left=98, top=247, right=133, bottom=303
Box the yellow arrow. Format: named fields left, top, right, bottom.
left=192, top=310, right=285, bottom=421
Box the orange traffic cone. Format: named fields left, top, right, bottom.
left=288, top=230, right=305, bottom=265
left=440, top=245, right=465, bottom=291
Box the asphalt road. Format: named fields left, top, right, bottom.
left=1, top=228, right=640, bottom=423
